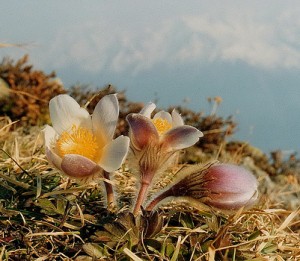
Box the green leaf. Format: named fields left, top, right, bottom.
left=35, top=198, right=65, bottom=215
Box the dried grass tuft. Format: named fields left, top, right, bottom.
left=0, top=120, right=299, bottom=260
left=0, top=57, right=299, bottom=260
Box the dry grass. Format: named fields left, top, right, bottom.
left=0, top=55, right=299, bottom=260
left=0, top=116, right=299, bottom=261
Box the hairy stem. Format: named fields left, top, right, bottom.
left=133, top=181, right=150, bottom=216
left=145, top=188, right=173, bottom=211
left=103, top=171, right=115, bottom=211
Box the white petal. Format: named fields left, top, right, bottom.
left=45, top=147, right=62, bottom=170
left=49, top=94, right=91, bottom=134
left=43, top=125, right=56, bottom=148
left=153, top=111, right=172, bottom=123
left=99, top=136, right=130, bottom=172
left=163, top=126, right=203, bottom=151
left=43, top=125, right=62, bottom=170
left=92, top=94, right=119, bottom=143
left=140, top=102, right=156, bottom=118
left=172, top=109, right=184, bottom=127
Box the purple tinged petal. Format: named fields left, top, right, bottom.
left=99, top=135, right=130, bottom=172
left=203, top=164, right=258, bottom=210
left=61, top=154, right=101, bottom=178
left=163, top=125, right=203, bottom=151
left=140, top=102, right=156, bottom=118
left=126, top=113, right=159, bottom=150
left=92, top=94, right=119, bottom=143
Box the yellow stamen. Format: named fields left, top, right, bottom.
left=152, top=118, right=172, bottom=135
left=56, top=125, right=100, bottom=161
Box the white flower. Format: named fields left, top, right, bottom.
left=44, top=94, right=129, bottom=183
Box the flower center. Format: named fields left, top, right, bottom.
left=152, top=118, right=172, bottom=135
left=56, top=125, right=100, bottom=161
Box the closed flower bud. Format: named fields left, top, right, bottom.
left=146, top=163, right=258, bottom=211
left=199, top=163, right=258, bottom=210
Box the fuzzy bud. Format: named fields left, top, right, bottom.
left=146, top=163, right=258, bottom=211
left=199, top=163, right=258, bottom=210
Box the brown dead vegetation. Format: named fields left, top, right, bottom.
left=0, top=56, right=299, bottom=260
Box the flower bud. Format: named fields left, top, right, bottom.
left=200, top=163, right=258, bottom=210
left=146, top=163, right=258, bottom=211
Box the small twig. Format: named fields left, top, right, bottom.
left=41, top=185, right=93, bottom=198
left=25, top=231, right=80, bottom=237
left=10, top=89, right=48, bottom=103
left=84, top=85, right=112, bottom=109
left=0, top=42, right=26, bottom=48
left=0, top=172, right=30, bottom=189
left=0, top=148, right=30, bottom=176
left=0, top=119, right=19, bottom=133
left=59, top=201, right=70, bottom=229
left=123, top=248, right=143, bottom=261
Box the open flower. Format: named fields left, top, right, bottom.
left=43, top=94, right=129, bottom=189
left=126, top=102, right=203, bottom=215
left=146, top=163, right=258, bottom=211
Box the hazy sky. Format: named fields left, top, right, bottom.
left=1, top=1, right=300, bottom=154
